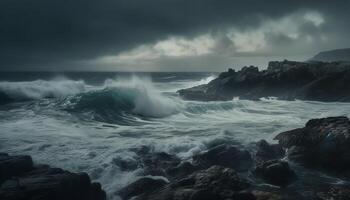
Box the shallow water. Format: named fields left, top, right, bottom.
left=0, top=72, right=350, bottom=199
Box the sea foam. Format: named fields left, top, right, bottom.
left=0, top=78, right=86, bottom=102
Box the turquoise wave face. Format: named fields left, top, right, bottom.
left=63, top=88, right=139, bottom=124
left=62, top=86, right=180, bottom=124
left=66, top=88, right=136, bottom=113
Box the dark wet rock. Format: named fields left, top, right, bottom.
left=166, top=162, right=197, bottom=179
left=0, top=154, right=33, bottom=179
left=131, top=148, right=196, bottom=179
left=112, top=156, right=138, bottom=171
left=189, top=165, right=250, bottom=192
left=141, top=165, right=252, bottom=200
left=315, top=185, right=350, bottom=200
left=285, top=146, right=312, bottom=164
left=253, top=160, right=296, bottom=187
left=274, top=117, right=350, bottom=173
left=193, top=144, right=253, bottom=172
left=252, top=191, right=282, bottom=200
left=178, top=60, right=350, bottom=102
left=0, top=153, right=106, bottom=200
left=255, top=140, right=285, bottom=163
left=139, top=152, right=182, bottom=177
left=233, top=191, right=257, bottom=200
left=118, top=177, right=167, bottom=200
left=189, top=189, right=221, bottom=200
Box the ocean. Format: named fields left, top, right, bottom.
left=1, top=72, right=350, bottom=199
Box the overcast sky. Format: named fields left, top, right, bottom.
left=1, top=0, right=349, bottom=71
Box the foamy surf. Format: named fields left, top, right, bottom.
left=1, top=72, right=350, bottom=200
left=0, top=78, right=86, bottom=103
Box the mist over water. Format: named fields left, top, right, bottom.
left=1, top=72, right=350, bottom=199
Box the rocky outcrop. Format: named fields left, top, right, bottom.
left=0, top=153, right=106, bottom=200
left=178, top=60, right=350, bottom=102
left=315, top=185, right=350, bottom=200
left=274, top=116, right=350, bottom=174
left=118, top=177, right=167, bottom=200
left=139, top=152, right=182, bottom=177
left=122, top=165, right=252, bottom=200
left=132, top=144, right=253, bottom=181
left=129, top=147, right=197, bottom=180
left=253, top=160, right=296, bottom=187
left=192, top=144, right=253, bottom=172
left=254, top=140, right=285, bottom=164
left=118, top=143, right=302, bottom=200
left=118, top=129, right=350, bottom=200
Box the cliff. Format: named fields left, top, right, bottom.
left=178, top=60, right=350, bottom=102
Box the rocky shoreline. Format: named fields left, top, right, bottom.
left=178, top=60, right=350, bottom=102
left=116, top=116, right=350, bottom=200
left=2, top=116, right=350, bottom=200
left=0, top=153, right=106, bottom=200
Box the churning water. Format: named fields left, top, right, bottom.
left=0, top=72, right=350, bottom=199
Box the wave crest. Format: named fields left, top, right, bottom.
left=0, top=78, right=86, bottom=104
left=63, top=76, right=180, bottom=123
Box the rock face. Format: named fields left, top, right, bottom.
left=0, top=153, right=106, bottom=200
left=178, top=60, right=350, bottom=102
left=118, top=177, right=167, bottom=200
left=254, top=140, right=285, bottom=164
left=315, top=185, right=350, bottom=200
left=130, top=148, right=196, bottom=180
left=253, top=160, right=296, bottom=187
left=274, top=116, right=350, bottom=173
left=192, top=144, right=253, bottom=172
left=118, top=144, right=294, bottom=200
left=139, top=152, right=182, bottom=178
left=126, top=165, right=253, bottom=200
left=117, top=128, right=350, bottom=200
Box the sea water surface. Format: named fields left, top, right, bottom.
left=0, top=72, right=350, bottom=199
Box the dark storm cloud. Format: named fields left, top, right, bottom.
left=0, top=0, right=349, bottom=70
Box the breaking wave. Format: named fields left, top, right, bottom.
left=62, top=76, right=180, bottom=123
left=0, top=78, right=86, bottom=104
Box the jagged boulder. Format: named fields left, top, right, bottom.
left=140, top=165, right=253, bottom=200
left=166, top=161, right=197, bottom=179
left=0, top=153, right=33, bottom=179
left=255, top=140, right=285, bottom=163
left=274, top=117, right=350, bottom=173
left=192, top=144, right=253, bottom=172
left=118, top=177, right=167, bottom=200
left=0, top=153, right=106, bottom=200
left=253, top=160, right=296, bottom=187
left=315, top=185, right=350, bottom=200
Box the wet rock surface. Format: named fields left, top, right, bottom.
left=192, top=144, right=253, bottom=172
left=118, top=143, right=299, bottom=200
left=131, top=165, right=252, bottom=200
left=178, top=60, right=350, bottom=102
left=4, top=117, right=350, bottom=200
left=315, top=185, right=350, bottom=200
left=118, top=117, right=350, bottom=200
left=275, top=116, right=350, bottom=173
left=131, top=147, right=195, bottom=180
left=0, top=153, right=106, bottom=200
left=253, top=160, right=296, bottom=187
left=118, top=177, right=167, bottom=200
left=254, top=140, right=285, bottom=164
